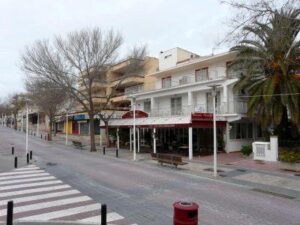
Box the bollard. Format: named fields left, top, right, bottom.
left=116, top=148, right=119, bottom=158
left=101, top=204, right=107, bottom=225
left=30, top=151, right=33, bottom=160
left=14, top=157, right=17, bottom=169
left=6, top=201, right=13, bottom=225
left=11, top=147, right=14, bottom=155
left=41, top=134, right=42, bottom=139
left=26, top=154, right=29, bottom=164
left=103, top=147, right=106, bottom=155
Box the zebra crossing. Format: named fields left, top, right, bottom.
left=0, top=165, right=135, bottom=224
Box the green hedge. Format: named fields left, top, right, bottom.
left=279, top=150, right=300, bottom=163
left=241, top=145, right=252, bottom=156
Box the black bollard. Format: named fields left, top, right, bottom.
left=116, top=148, right=119, bottom=158
left=14, top=157, right=17, bottom=168
left=6, top=201, right=13, bottom=225
left=103, top=147, right=106, bottom=155
left=11, top=147, right=14, bottom=155
left=30, top=151, right=32, bottom=160
left=101, top=204, right=107, bottom=225
left=26, top=153, right=29, bottom=164
left=41, top=134, right=42, bottom=139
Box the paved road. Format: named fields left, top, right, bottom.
left=0, top=127, right=299, bottom=225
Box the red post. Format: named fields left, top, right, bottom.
left=173, top=201, right=199, bottom=225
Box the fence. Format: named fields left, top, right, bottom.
left=252, top=136, right=278, bottom=162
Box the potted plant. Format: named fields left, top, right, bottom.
left=279, top=150, right=300, bottom=172
left=241, top=145, right=252, bottom=157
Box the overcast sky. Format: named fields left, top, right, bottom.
left=0, top=0, right=232, bottom=98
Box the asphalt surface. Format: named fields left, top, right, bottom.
left=0, top=126, right=299, bottom=225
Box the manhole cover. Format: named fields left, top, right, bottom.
left=46, top=162, right=57, bottom=166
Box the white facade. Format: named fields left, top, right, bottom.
left=108, top=48, right=260, bottom=158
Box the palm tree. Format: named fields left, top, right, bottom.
left=231, top=8, right=300, bottom=137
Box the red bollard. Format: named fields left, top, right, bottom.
left=173, top=201, right=199, bottom=225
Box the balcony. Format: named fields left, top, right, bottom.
left=111, top=93, right=130, bottom=104
left=111, top=75, right=144, bottom=88
left=148, top=101, right=247, bottom=117
left=160, top=71, right=226, bottom=90
left=125, top=85, right=144, bottom=95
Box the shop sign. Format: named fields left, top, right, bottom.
left=192, top=113, right=213, bottom=121
left=122, top=110, right=148, bottom=119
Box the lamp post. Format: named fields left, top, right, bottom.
left=25, top=101, right=29, bottom=154
left=208, top=84, right=220, bottom=177
left=65, top=111, right=68, bottom=145
left=132, top=97, right=136, bottom=161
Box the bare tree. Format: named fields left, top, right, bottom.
left=218, top=0, right=299, bottom=46
left=20, top=28, right=123, bottom=151
left=25, top=76, right=67, bottom=141
left=25, top=77, right=67, bottom=141
left=8, top=94, right=26, bottom=130
left=97, top=45, right=148, bottom=146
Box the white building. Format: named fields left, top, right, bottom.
left=105, top=48, right=262, bottom=159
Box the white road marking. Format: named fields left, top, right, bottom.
left=15, top=167, right=40, bottom=171
left=0, top=170, right=45, bottom=177
left=0, top=189, right=80, bottom=206
left=0, top=184, right=71, bottom=198
left=0, top=196, right=92, bottom=216
left=0, top=180, right=62, bottom=191
left=0, top=173, right=51, bottom=181
left=17, top=203, right=101, bottom=221
left=0, top=176, right=55, bottom=185
left=80, top=212, right=124, bottom=223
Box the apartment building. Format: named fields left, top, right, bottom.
left=105, top=47, right=262, bottom=159
left=56, top=57, right=158, bottom=136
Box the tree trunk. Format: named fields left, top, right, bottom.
left=105, top=121, right=109, bottom=147
left=13, top=114, right=17, bottom=130
left=89, top=113, right=96, bottom=152
left=48, top=119, right=52, bottom=141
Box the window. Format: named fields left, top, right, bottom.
left=164, top=54, right=172, bottom=59
left=162, top=77, right=171, bottom=88
left=171, top=97, right=182, bottom=115
left=230, top=123, right=253, bottom=139
left=144, top=101, right=151, bottom=113
left=195, top=68, right=208, bottom=81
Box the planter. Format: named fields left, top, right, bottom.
left=280, top=162, right=300, bottom=172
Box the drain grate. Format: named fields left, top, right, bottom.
left=294, top=173, right=300, bottom=176
left=219, top=174, right=227, bottom=177
left=46, top=162, right=57, bottom=166
left=203, top=168, right=225, bottom=173
left=236, top=169, right=247, bottom=172
left=252, top=188, right=295, bottom=199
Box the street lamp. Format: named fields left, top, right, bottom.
left=25, top=100, right=29, bottom=154
left=132, top=97, right=136, bottom=161
left=208, top=84, right=220, bottom=177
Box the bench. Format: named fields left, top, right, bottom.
left=151, top=153, right=187, bottom=168
left=72, top=141, right=86, bottom=150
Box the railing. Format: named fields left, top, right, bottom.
left=148, top=101, right=247, bottom=117
left=125, top=85, right=144, bottom=95
left=253, top=142, right=270, bottom=160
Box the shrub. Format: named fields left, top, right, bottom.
left=279, top=150, right=300, bottom=164
left=241, top=145, right=252, bottom=156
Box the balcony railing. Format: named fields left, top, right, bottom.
left=148, top=101, right=247, bottom=117
left=125, top=85, right=144, bottom=95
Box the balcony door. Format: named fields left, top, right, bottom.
left=206, top=92, right=220, bottom=113
left=171, top=97, right=182, bottom=116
